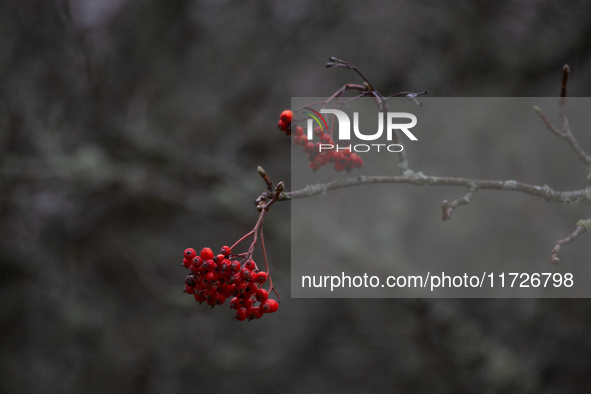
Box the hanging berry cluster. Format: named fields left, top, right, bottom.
left=277, top=110, right=292, bottom=135
left=182, top=247, right=278, bottom=321
left=282, top=114, right=363, bottom=172
left=180, top=174, right=283, bottom=322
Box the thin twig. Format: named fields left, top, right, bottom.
left=534, top=106, right=591, bottom=167
left=441, top=182, right=478, bottom=221
left=550, top=219, right=590, bottom=264
left=560, top=64, right=569, bottom=99
left=259, top=226, right=280, bottom=302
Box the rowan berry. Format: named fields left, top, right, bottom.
left=220, top=260, right=230, bottom=272
left=235, top=308, right=247, bottom=321
left=190, top=263, right=204, bottom=275
left=182, top=258, right=192, bottom=269
left=185, top=275, right=196, bottom=287
left=184, top=284, right=195, bottom=294
left=244, top=260, right=257, bottom=271
left=240, top=267, right=252, bottom=281
left=303, top=141, right=315, bottom=153
left=261, top=299, right=279, bottom=313
left=206, top=296, right=216, bottom=307
left=256, top=288, right=269, bottom=302
left=230, top=297, right=241, bottom=310
left=222, top=284, right=235, bottom=298
left=194, top=292, right=207, bottom=304
left=249, top=306, right=263, bottom=320
left=255, top=271, right=268, bottom=284
left=235, top=281, right=247, bottom=292
left=244, top=282, right=258, bottom=296
left=280, top=110, right=293, bottom=123
left=230, top=261, right=241, bottom=273
left=220, top=246, right=231, bottom=256
left=201, top=260, right=216, bottom=271
left=297, top=135, right=308, bottom=145
left=192, top=256, right=203, bottom=267
left=213, top=293, right=226, bottom=305
left=295, top=126, right=304, bottom=136
left=200, top=247, right=214, bottom=261
left=205, top=271, right=218, bottom=283
left=184, top=248, right=197, bottom=260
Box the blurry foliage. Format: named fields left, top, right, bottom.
left=1, top=0, right=591, bottom=393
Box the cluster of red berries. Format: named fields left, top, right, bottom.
left=278, top=110, right=292, bottom=135
left=292, top=125, right=363, bottom=172
left=182, top=247, right=279, bottom=321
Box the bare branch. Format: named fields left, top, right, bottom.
left=535, top=65, right=591, bottom=182
left=550, top=219, right=591, bottom=264
left=280, top=173, right=591, bottom=205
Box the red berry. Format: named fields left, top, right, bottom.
left=355, top=156, right=363, bottom=168
left=220, top=246, right=231, bottom=256
left=230, top=261, right=241, bottom=273
left=220, top=259, right=230, bottom=272
left=184, top=284, right=195, bottom=294
left=182, top=258, right=192, bottom=269
left=194, top=292, right=207, bottom=304
left=295, top=126, right=304, bottom=136
left=314, top=153, right=328, bottom=166
left=202, top=260, right=216, bottom=271
left=235, top=308, right=247, bottom=321
left=205, top=271, right=218, bottom=283
left=244, top=260, right=257, bottom=271
left=321, top=133, right=332, bottom=143
left=240, top=267, right=252, bottom=282
left=314, top=127, right=323, bottom=137
left=184, top=248, right=196, bottom=260
left=245, top=282, right=258, bottom=295
left=222, top=284, right=235, bottom=298
left=213, top=293, right=226, bottom=305
left=303, top=141, right=315, bottom=153
left=261, top=299, right=279, bottom=313
left=248, top=306, right=263, bottom=320
left=206, top=296, right=216, bottom=307
left=255, top=271, right=268, bottom=284
left=280, top=110, right=293, bottom=123
left=200, top=247, right=214, bottom=261
left=256, top=288, right=269, bottom=302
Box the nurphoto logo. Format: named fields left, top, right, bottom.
left=303, top=107, right=418, bottom=153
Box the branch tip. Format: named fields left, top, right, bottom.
left=550, top=219, right=589, bottom=264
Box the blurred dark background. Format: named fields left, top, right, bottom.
left=1, top=1, right=591, bottom=393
